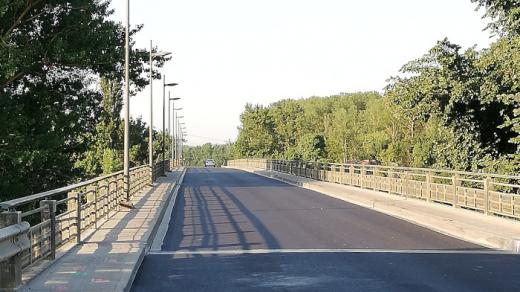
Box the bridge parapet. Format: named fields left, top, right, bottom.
left=0, top=160, right=170, bottom=290
left=228, top=159, right=520, bottom=221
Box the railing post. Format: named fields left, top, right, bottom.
left=86, top=185, right=97, bottom=228
left=149, top=165, right=154, bottom=185
left=360, top=165, right=365, bottom=189
left=339, top=164, right=344, bottom=184
left=484, top=176, right=490, bottom=215
left=452, top=173, right=459, bottom=208
left=426, top=171, right=432, bottom=202
left=40, top=200, right=57, bottom=260
left=0, top=211, right=23, bottom=290
left=76, top=192, right=82, bottom=244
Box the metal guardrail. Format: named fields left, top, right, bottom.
left=0, top=160, right=170, bottom=289
left=0, top=222, right=30, bottom=262
left=228, top=159, right=520, bottom=221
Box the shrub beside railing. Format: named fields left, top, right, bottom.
left=228, top=159, right=520, bottom=221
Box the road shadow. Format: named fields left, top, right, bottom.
left=162, top=168, right=281, bottom=251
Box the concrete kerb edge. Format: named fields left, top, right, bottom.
left=149, top=168, right=187, bottom=252
left=229, top=166, right=516, bottom=252
left=124, top=167, right=187, bottom=292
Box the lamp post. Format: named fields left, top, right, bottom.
left=123, top=0, right=130, bottom=201
left=149, top=41, right=171, bottom=183
left=181, top=129, right=187, bottom=165
left=162, top=76, right=177, bottom=175
left=170, top=103, right=182, bottom=163
left=179, top=123, right=186, bottom=166
left=169, top=97, right=181, bottom=165
left=176, top=116, right=184, bottom=166
left=173, top=107, right=183, bottom=163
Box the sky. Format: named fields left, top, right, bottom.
left=109, top=0, right=493, bottom=146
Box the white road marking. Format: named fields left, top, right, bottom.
left=148, top=248, right=512, bottom=256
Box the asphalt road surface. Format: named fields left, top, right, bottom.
left=131, top=168, right=520, bottom=292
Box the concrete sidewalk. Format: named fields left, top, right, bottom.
left=22, top=170, right=184, bottom=292
left=230, top=166, right=520, bottom=252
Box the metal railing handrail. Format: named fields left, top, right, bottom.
left=0, top=165, right=149, bottom=210
left=227, top=158, right=520, bottom=222
left=269, top=159, right=520, bottom=180
left=0, top=160, right=172, bottom=289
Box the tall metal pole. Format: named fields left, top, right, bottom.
left=123, top=0, right=130, bottom=201
left=168, top=91, right=171, bottom=163
left=149, top=40, right=153, bottom=182
left=162, top=75, right=166, bottom=175
left=171, top=101, right=175, bottom=162
left=176, top=117, right=179, bottom=166
left=180, top=129, right=183, bottom=165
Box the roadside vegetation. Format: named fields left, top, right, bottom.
left=234, top=0, right=520, bottom=175
left=0, top=0, right=169, bottom=201
left=1, top=0, right=518, bottom=201
left=183, top=143, right=234, bottom=167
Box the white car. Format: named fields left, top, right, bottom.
left=204, top=159, right=216, bottom=167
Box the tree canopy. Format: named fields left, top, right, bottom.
left=0, top=0, right=168, bottom=200
left=234, top=2, right=520, bottom=175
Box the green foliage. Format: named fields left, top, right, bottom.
left=295, top=134, right=326, bottom=161
left=235, top=104, right=278, bottom=158
left=233, top=33, right=520, bottom=174
left=472, top=0, right=520, bottom=36
left=102, top=149, right=122, bottom=175
left=233, top=1, right=520, bottom=175
left=0, top=0, right=168, bottom=201
left=183, top=143, right=235, bottom=167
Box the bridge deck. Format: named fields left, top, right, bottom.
left=130, top=168, right=520, bottom=291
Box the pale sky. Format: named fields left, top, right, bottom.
left=110, top=0, right=492, bottom=146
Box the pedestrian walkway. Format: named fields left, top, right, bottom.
left=229, top=166, right=520, bottom=252
left=22, top=170, right=184, bottom=292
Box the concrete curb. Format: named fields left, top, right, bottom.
left=150, top=169, right=187, bottom=252
left=228, top=166, right=520, bottom=252
left=124, top=168, right=187, bottom=292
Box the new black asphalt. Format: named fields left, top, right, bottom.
left=131, top=168, right=520, bottom=291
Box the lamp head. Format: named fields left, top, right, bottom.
left=153, top=51, right=172, bottom=57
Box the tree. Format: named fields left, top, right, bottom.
left=0, top=0, right=168, bottom=200
left=235, top=104, right=278, bottom=158
left=472, top=0, right=520, bottom=36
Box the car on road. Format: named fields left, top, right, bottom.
left=204, top=159, right=216, bottom=167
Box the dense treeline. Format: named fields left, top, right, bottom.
left=0, top=1, right=169, bottom=201
left=183, top=143, right=235, bottom=167
left=235, top=0, right=520, bottom=174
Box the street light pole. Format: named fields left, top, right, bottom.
left=149, top=40, right=153, bottom=183
left=149, top=46, right=171, bottom=181
left=162, top=75, right=165, bottom=174
left=176, top=116, right=184, bottom=166
left=169, top=101, right=181, bottom=163
left=167, top=91, right=171, bottom=165
left=162, top=78, right=178, bottom=174
left=172, top=102, right=175, bottom=163
left=123, top=0, right=130, bottom=201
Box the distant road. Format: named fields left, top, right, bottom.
left=132, top=168, right=520, bottom=291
